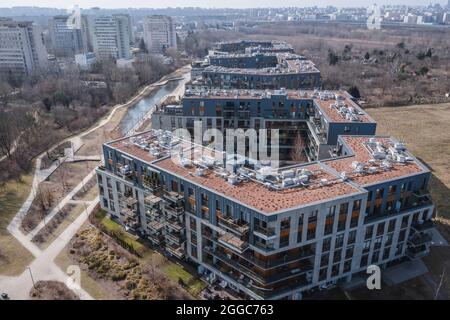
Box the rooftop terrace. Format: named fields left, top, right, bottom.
left=104, top=129, right=428, bottom=214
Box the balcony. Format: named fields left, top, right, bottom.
left=165, top=230, right=184, bottom=244
left=253, top=224, right=276, bottom=240
left=121, top=207, right=138, bottom=219
left=116, top=164, right=136, bottom=182
left=406, top=245, right=429, bottom=260
left=217, top=212, right=249, bottom=235
left=142, top=176, right=161, bottom=192
left=122, top=196, right=137, bottom=208
left=411, top=220, right=435, bottom=232
left=408, top=233, right=432, bottom=247
left=148, top=220, right=164, bottom=233
left=163, top=190, right=184, bottom=204
left=165, top=218, right=184, bottom=232
left=218, top=232, right=248, bottom=254
left=240, top=249, right=315, bottom=270
left=166, top=243, right=185, bottom=259
left=147, top=232, right=164, bottom=245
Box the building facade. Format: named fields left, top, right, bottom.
left=151, top=89, right=376, bottom=163
left=93, top=14, right=132, bottom=60
left=96, top=128, right=434, bottom=300
left=190, top=40, right=321, bottom=90
left=0, top=18, right=48, bottom=74
left=48, top=15, right=89, bottom=56
left=95, top=40, right=435, bottom=300
left=143, top=15, right=177, bottom=54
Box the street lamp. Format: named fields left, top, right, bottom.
left=27, top=266, right=36, bottom=290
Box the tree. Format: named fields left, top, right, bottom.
left=328, top=50, right=339, bottom=65
left=0, top=81, right=12, bottom=108
left=347, top=86, right=361, bottom=99
left=139, top=38, right=148, bottom=53
left=0, top=110, right=19, bottom=158
left=290, top=133, right=307, bottom=162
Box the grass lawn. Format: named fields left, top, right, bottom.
left=0, top=172, right=34, bottom=275
left=163, top=262, right=208, bottom=297
left=368, top=103, right=450, bottom=218
left=94, top=210, right=151, bottom=258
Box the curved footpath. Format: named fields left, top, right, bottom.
left=0, top=65, right=191, bottom=299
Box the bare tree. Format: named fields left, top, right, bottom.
left=0, top=110, right=19, bottom=158
left=0, top=81, right=12, bottom=108
left=290, top=133, right=307, bottom=162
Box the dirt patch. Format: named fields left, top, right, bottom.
left=72, top=176, right=98, bottom=201
left=30, top=280, right=80, bottom=300
left=21, top=161, right=97, bottom=233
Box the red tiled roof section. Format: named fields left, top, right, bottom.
left=325, top=136, right=424, bottom=186
left=109, top=140, right=158, bottom=163
left=153, top=159, right=359, bottom=214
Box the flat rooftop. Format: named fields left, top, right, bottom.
left=203, top=59, right=320, bottom=75
left=152, top=150, right=361, bottom=214
left=181, top=88, right=374, bottom=124
left=104, top=130, right=428, bottom=214
left=313, top=91, right=375, bottom=123
left=325, top=136, right=426, bottom=186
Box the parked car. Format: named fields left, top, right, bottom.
left=1, top=293, right=10, bottom=300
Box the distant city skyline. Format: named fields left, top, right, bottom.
left=0, top=0, right=447, bottom=9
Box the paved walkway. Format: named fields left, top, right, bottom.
left=0, top=66, right=191, bottom=300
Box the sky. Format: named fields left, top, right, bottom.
left=0, top=0, right=443, bottom=9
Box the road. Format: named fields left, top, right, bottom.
left=0, top=65, right=190, bottom=299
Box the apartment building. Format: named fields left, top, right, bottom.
left=143, top=15, right=177, bottom=54
left=96, top=127, right=434, bottom=300
left=48, top=15, right=89, bottom=56
left=0, top=18, right=48, bottom=74
left=190, top=40, right=321, bottom=90
left=95, top=40, right=435, bottom=300
left=93, top=14, right=132, bottom=60
left=151, top=89, right=376, bottom=162
left=214, top=40, right=294, bottom=54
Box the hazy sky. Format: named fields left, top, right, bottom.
left=0, top=0, right=442, bottom=9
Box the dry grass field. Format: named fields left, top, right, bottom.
left=368, top=102, right=450, bottom=218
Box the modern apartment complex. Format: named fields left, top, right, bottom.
left=190, top=40, right=321, bottom=90
left=96, top=126, right=434, bottom=300
left=151, top=89, right=376, bottom=163
left=95, top=40, right=435, bottom=300
left=48, top=15, right=89, bottom=56
left=143, top=15, right=177, bottom=54
left=93, top=14, right=132, bottom=60
left=0, top=18, right=48, bottom=74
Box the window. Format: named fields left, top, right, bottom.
left=383, top=247, right=391, bottom=260
left=376, top=188, right=384, bottom=199
left=297, top=215, right=303, bottom=243
left=280, top=217, right=291, bottom=231
left=335, top=233, right=344, bottom=248
left=363, top=240, right=371, bottom=253
left=322, top=237, right=332, bottom=252
left=377, top=222, right=385, bottom=236
left=345, top=246, right=354, bottom=259
left=347, top=230, right=356, bottom=244
left=360, top=254, right=369, bottom=268
left=201, top=193, right=208, bottom=206
left=365, top=225, right=373, bottom=239
left=279, top=235, right=289, bottom=248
